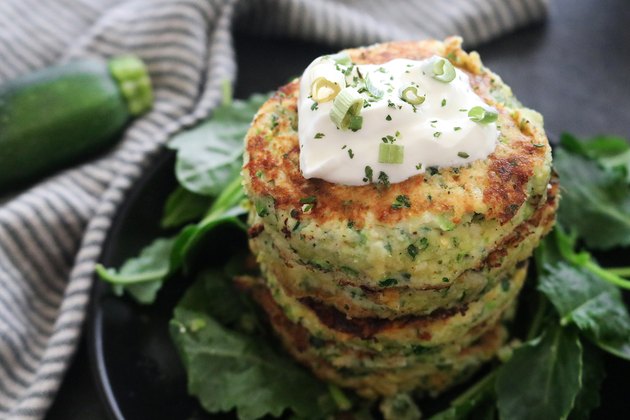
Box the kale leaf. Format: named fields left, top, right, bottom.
left=95, top=237, right=175, bottom=304
left=161, top=186, right=213, bottom=229
left=496, top=326, right=583, bottom=420
left=539, top=262, right=630, bottom=360
left=97, top=176, right=246, bottom=304
left=560, top=132, right=630, bottom=161
left=168, top=93, right=269, bottom=196
left=97, top=92, right=265, bottom=303
left=569, top=343, right=606, bottom=420
left=555, top=136, right=630, bottom=249
left=170, top=268, right=336, bottom=420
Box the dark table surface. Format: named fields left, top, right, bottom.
left=47, top=0, right=630, bottom=418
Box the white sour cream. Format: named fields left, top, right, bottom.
left=298, top=55, right=499, bottom=185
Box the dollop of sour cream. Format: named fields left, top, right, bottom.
left=298, top=54, right=499, bottom=186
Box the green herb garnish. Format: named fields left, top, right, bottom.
left=468, top=106, right=498, bottom=124
left=392, top=195, right=411, bottom=209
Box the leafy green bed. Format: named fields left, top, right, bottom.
left=97, top=91, right=630, bottom=420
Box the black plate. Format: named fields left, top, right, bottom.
left=88, top=18, right=630, bottom=417
left=88, top=149, right=205, bottom=419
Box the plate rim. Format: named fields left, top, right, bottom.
left=87, top=148, right=176, bottom=420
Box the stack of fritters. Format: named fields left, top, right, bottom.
left=241, top=37, right=557, bottom=398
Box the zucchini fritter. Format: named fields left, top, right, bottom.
left=241, top=37, right=557, bottom=398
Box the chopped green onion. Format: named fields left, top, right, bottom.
left=379, top=143, right=404, bottom=164
left=363, top=165, right=374, bottom=183
left=299, top=196, right=317, bottom=204
left=377, top=171, right=390, bottom=187
left=378, top=278, right=397, bottom=287
left=255, top=201, right=269, bottom=217
left=348, top=115, right=363, bottom=131
left=330, top=88, right=364, bottom=130
left=311, top=77, right=341, bottom=103
left=392, top=195, right=411, bottom=209
left=365, top=72, right=383, bottom=98
left=430, top=57, right=456, bottom=83
left=328, top=51, right=352, bottom=66
left=400, top=86, right=425, bottom=105
left=407, top=244, right=419, bottom=260
left=468, top=106, right=499, bottom=124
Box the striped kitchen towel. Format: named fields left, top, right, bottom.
left=0, top=0, right=548, bottom=418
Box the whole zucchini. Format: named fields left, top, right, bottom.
left=0, top=56, right=153, bottom=192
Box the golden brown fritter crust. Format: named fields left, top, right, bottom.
left=236, top=273, right=508, bottom=398
left=254, top=179, right=556, bottom=319
left=243, top=37, right=551, bottom=228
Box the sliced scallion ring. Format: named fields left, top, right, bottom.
left=311, top=77, right=341, bottom=103
left=328, top=51, right=352, bottom=66
left=330, top=88, right=364, bottom=130
left=365, top=72, right=383, bottom=98
left=431, top=58, right=456, bottom=83
left=400, top=86, right=425, bottom=105
left=468, top=106, right=499, bottom=124
left=378, top=143, right=405, bottom=164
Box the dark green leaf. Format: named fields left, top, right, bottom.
left=569, top=343, right=605, bottom=420
left=570, top=292, right=630, bottom=359
left=538, top=227, right=630, bottom=290
left=161, top=186, right=213, bottom=228
left=168, top=94, right=269, bottom=196
left=177, top=267, right=261, bottom=332
left=170, top=270, right=335, bottom=420
left=170, top=213, right=245, bottom=273
left=538, top=262, right=617, bottom=317
left=98, top=175, right=246, bottom=302
left=560, top=132, right=630, bottom=189
left=599, top=150, right=630, bottom=182
left=95, top=237, right=175, bottom=304
left=496, top=326, right=582, bottom=420
left=560, top=133, right=629, bottom=159
left=428, top=371, right=496, bottom=420
left=533, top=232, right=565, bottom=275
left=555, top=148, right=630, bottom=249
left=538, top=262, right=630, bottom=360
left=170, top=176, right=247, bottom=270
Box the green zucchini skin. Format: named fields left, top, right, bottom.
left=0, top=59, right=131, bottom=191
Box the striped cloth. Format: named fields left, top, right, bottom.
left=0, top=0, right=548, bottom=418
